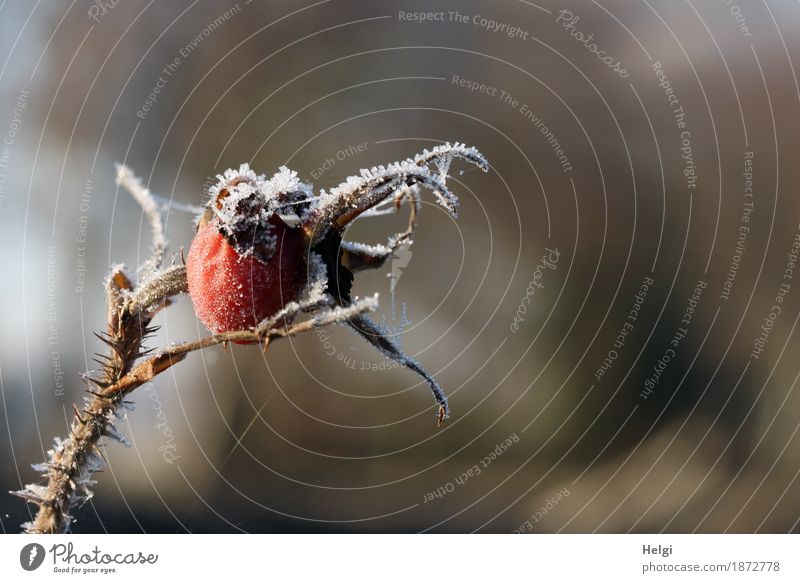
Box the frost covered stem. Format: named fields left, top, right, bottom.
left=16, top=269, right=376, bottom=533
left=17, top=265, right=188, bottom=533
left=17, top=146, right=486, bottom=532
left=17, top=169, right=187, bottom=533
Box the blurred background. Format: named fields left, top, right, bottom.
left=1, top=0, right=800, bottom=533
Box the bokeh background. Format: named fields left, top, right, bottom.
left=2, top=0, right=800, bottom=533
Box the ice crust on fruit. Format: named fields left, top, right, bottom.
left=186, top=219, right=306, bottom=335
left=205, top=163, right=313, bottom=262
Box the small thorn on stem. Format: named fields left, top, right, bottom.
left=437, top=405, right=447, bottom=428
left=72, top=404, right=85, bottom=424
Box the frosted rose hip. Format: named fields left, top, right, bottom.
left=187, top=216, right=306, bottom=335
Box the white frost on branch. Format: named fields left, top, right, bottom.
left=313, top=294, right=379, bottom=326
left=302, top=142, right=488, bottom=246
left=257, top=165, right=314, bottom=215
left=302, top=251, right=330, bottom=305
left=340, top=240, right=393, bottom=257
left=413, top=142, right=488, bottom=173
left=116, top=164, right=168, bottom=278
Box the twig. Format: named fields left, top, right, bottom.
left=14, top=144, right=486, bottom=533
left=14, top=255, right=375, bottom=533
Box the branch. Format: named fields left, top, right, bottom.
left=115, top=164, right=167, bottom=278
left=14, top=145, right=484, bottom=532
left=303, top=142, right=487, bottom=246
left=13, top=259, right=375, bottom=533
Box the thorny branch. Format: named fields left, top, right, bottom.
left=14, top=142, right=487, bottom=533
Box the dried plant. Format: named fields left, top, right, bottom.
left=13, top=143, right=488, bottom=533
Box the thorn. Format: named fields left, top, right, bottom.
left=86, top=389, right=110, bottom=400
left=81, top=374, right=108, bottom=389
left=261, top=337, right=271, bottom=353
left=91, top=356, right=110, bottom=368
left=12, top=489, right=48, bottom=505
left=72, top=404, right=85, bottom=424
left=91, top=444, right=106, bottom=461
left=180, top=246, right=186, bottom=265
left=93, top=331, right=113, bottom=346
left=437, top=405, right=447, bottom=428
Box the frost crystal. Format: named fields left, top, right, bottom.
left=302, top=142, right=487, bottom=246
left=257, top=165, right=315, bottom=215
left=302, top=251, right=330, bottom=305
left=116, top=164, right=168, bottom=277
left=314, top=294, right=380, bottom=326
left=341, top=240, right=393, bottom=257
left=202, top=163, right=316, bottom=263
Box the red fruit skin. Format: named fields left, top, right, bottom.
left=187, top=217, right=306, bottom=339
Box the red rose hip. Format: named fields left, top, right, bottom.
left=186, top=164, right=309, bottom=337
left=187, top=216, right=306, bottom=335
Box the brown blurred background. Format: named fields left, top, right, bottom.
left=2, top=0, right=800, bottom=532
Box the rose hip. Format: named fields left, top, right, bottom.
left=187, top=215, right=306, bottom=337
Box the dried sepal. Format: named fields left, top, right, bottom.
left=303, top=143, right=486, bottom=246
left=341, top=186, right=419, bottom=273
left=304, top=162, right=451, bottom=245
left=344, top=311, right=449, bottom=422
left=413, top=142, right=489, bottom=175
left=199, top=163, right=313, bottom=263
